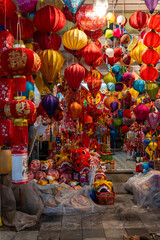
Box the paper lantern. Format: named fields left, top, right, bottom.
left=116, top=73, right=123, bottom=82
left=115, top=83, right=123, bottom=92
left=0, top=118, right=14, bottom=146
left=148, top=142, right=157, bottom=151
left=113, top=117, right=122, bottom=126
left=105, top=29, right=113, bottom=39
left=33, top=5, right=66, bottom=33
left=12, top=76, right=26, bottom=92
left=113, top=28, right=122, bottom=38
left=39, top=49, right=64, bottom=85
left=106, top=82, right=115, bottom=91
left=155, top=99, right=160, bottom=111
left=117, top=15, right=126, bottom=25
left=143, top=31, right=160, bottom=48
left=4, top=97, right=36, bottom=119
left=121, top=34, right=132, bottom=46
left=121, top=54, right=132, bottom=66
left=146, top=82, right=159, bottom=100
left=121, top=126, right=129, bottom=134
left=0, top=78, right=12, bottom=109
left=42, top=94, right=59, bottom=119
left=22, top=81, right=34, bottom=100
left=147, top=111, right=160, bottom=130
left=0, top=147, right=12, bottom=174
left=140, top=65, right=159, bottom=82
left=70, top=102, right=82, bottom=121
left=104, top=95, right=119, bottom=110
left=144, top=0, right=158, bottom=14
left=129, top=10, right=149, bottom=31
left=133, top=103, right=150, bottom=122
left=110, top=129, right=118, bottom=141
left=86, top=103, right=102, bottom=120
left=105, top=48, right=114, bottom=58
left=6, top=16, right=34, bottom=40
left=130, top=42, right=147, bottom=65
left=36, top=0, right=64, bottom=11
left=106, top=12, right=115, bottom=23
left=63, top=6, right=76, bottom=22
left=103, top=72, right=116, bottom=84
left=62, top=29, right=88, bottom=51
left=129, top=88, right=139, bottom=100
left=18, top=0, right=38, bottom=13
left=148, top=14, right=160, bottom=32
left=82, top=42, right=103, bottom=68
left=86, top=76, right=102, bottom=98
left=0, top=30, right=14, bottom=53
left=0, top=45, right=41, bottom=77
left=63, top=0, right=84, bottom=15
left=142, top=48, right=159, bottom=65
left=76, top=4, right=107, bottom=31
left=133, top=79, right=146, bottom=94
left=84, top=29, right=103, bottom=40
left=123, top=109, right=131, bottom=118
left=112, top=65, right=120, bottom=74
left=110, top=101, right=119, bottom=111
left=65, top=63, right=85, bottom=91
left=0, top=0, right=16, bottom=23
left=33, top=31, right=61, bottom=51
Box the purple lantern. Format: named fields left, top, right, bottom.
left=133, top=103, right=150, bottom=122
left=18, top=0, right=38, bottom=13
left=123, top=72, right=132, bottom=83
left=144, top=0, right=159, bottom=14
left=110, top=101, right=119, bottom=112
left=42, top=94, right=59, bottom=119
left=115, top=83, right=124, bottom=92
left=147, top=111, right=160, bottom=130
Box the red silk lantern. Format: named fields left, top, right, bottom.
left=148, top=14, right=160, bottom=32
left=33, top=31, right=61, bottom=51
left=33, top=5, right=66, bottom=33
left=129, top=11, right=149, bottom=31
left=86, top=75, right=102, bottom=98
left=0, top=78, right=13, bottom=109
left=86, top=103, right=102, bottom=120
left=0, top=0, right=16, bottom=24
left=63, top=6, right=76, bottom=23
left=121, top=126, right=129, bottom=134
left=82, top=42, right=103, bottom=68
left=140, top=65, right=159, bottom=82
left=64, top=46, right=82, bottom=61
left=143, top=31, right=160, bottom=48
left=0, top=118, right=14, bottom=146
left=70, top=102, right=82, bottom=121
left=28, top=111, right=37, bottom=125
left=12, top=76, right=26, bottom=92
left=103, top=55, right=120, bottom=66
left=123, top=109, right=131, bottom=118
left=0, top=30, right=14, bottom=53
left=133, top=103, right=150, bottom=122
left=65, top=63, right=85, bottom=91
left=0, top=46, right=41, bottom=77
left=76, top=5, right=106, bottom=31
left=6, top=16, right=34, bottom=40
left=142, top=49, right=159, bottom=65
left=4, top=97, right=36, bottom=119
left=84, top=29, right=103, bottom=40
left=12, top=119, right=29, bottom=145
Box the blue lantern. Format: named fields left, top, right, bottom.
left=63, top=0, right=85, bottom=15
left=112, top=65, right=120, bottom=74
left=115, top=73, right=123, bottom=82
left=133, top=79, right=145, bottom=94
left=22, top=81, right=34, bottom=100
left=106, top=82, right=115, bottom=91
left=118, top=109, right=123, bottom=118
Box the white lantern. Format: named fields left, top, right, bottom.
left=117, top=15, right=126, bottom=25
left=93, top=0, right=108, bottom=17
left=105, top=48, right=114, bottom=58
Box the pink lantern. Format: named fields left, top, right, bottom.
left=113, top=28, right=122, bottom=38
left=18, top=0, right=38, bottom=13
left=147, top=111, right=160, bottom=130
left=133, top=103, right=150, bottom=122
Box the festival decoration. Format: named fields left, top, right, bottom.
left=0, top=0, right=16, bottom=25
left=129, top=10, right=149, bottom=31
left=76, top=4, right=107, bottom=31
left=18, top=0, right=38, bottom=13
left=106, top=83, right=115, bottom=91
left=140, top=65, right=159, bottom=82
left=33, top=5, right=66, bottom=33
left=105, top=29, right=113, bottom=39
left=146, top=82, right=159, bottom=100
left=142, top=48, right=159, bottom=65
left=0, top=30, right=14, bottom=53
left=103, top=72, right=116, bottom=84
left=130, top=42, right=147, bottom=65
left=117, top=15, right=126, bottom=26
left=62, top=29, right=88, bottom=51
left=144, top=0, right=159, bottom=14
left=36, top=0, right=64, bottom=11
left=86, top=76, right=102, bottom=98
left=133, top=79, right=146, bottom=94
left=63, top=0, right=85, bottom=16
left=133, top=103, right=150, bottom=122
left=0, top=78, right=13, bottom=110
left=0, top=118, right=14, bottom=146
left=148, top=14, right=160, bottom=32
left=65, top=63, right=85, bottom=91
left=0, top=147, right=12, bottom=174
left=70, top=102, right=82, bottom=121
left=143, top=31, right=160, bottom=48
left=42, top=94, right=59, bottom=119
left=147, top=111, right=160, bottom=130
left=121, top=34, right=132, bottom=46
left=110, top=101, right=119, bottom=111
left=63, top=6, right=76, bottom=22
left=104, top=96, right=119, bottom=110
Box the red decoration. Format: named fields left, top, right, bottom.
left=33, top=5, right=66, bottom=33
left=121, top=126, right=129, bottom=134
left=123, top=109, right=131, bottom=118
left=103, top=55, right=120, bottom=66
left=85, top=74, right=102, bottom=98
left=33, top=31, right=61, bottom=51
left=143, top=31, right=160, bottom=48
left=114, top=47, right=123, bottom=58
left=0, top=78, right=12, bottom=109
left=140, top=65, right=159, bottom=82
left=0, top=118, right=14, bottom=146
left=142, top=48, right=159, bottom=65
left=84, top=29, right=103, bottom=40
left=12, top=76, right=26, bottom=92
left=0, top=0, right=16, bottom=24
left=0, top=30, right=14, bottom=53
left=86, top=103, right=102, bottom=120
left=0, top=47, right=41, bottom=77
left=4, top=97, right=36, bottom=119
left=70, top=102, right=82, bottom=121
left=76, top=5, right=106, bottom=31
left=28, top=111, right=37, bottom=125
left=148, top=14, right=160, bottom=32
left=63, top=6, right=76, bottom=23
left=6, top=16, right=34, bottom=40
left=65, top=63, right=85, bottom=91
left=64, top=46, right=82, bottom=61
left=133, top=103, right=150, bottom=122
left=129, top=11, right=149, bottom=31
left=82, top=42, right=103, bottom=68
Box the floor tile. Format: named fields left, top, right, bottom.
left=0, top=231, right=16, bottom=240
left=62, top=215, right=81, bottom=230
left=83, top=229, right=105, bottom=239
left=83, top=238, right=106, bottom=240
left=40, top=222, right=61, bottom=231
left=15, top=231, right=39, bottom=240
left=125, top=228, right=149, bottom=237
left=60, top=229, right=82, bottom=240
left=82, top=213, right=103, bottom=229
left=104, top=228, right=126, bottom=238
left=102, top=220, right=124, bottom=228
left=37, top=230, right=60, bottom=240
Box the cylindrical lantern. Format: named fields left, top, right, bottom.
left=12, top=149, right=28, bottom=184
left=0, top=147, right=12, bottom=174
left=0, top=118, right=14, bottom=146
left=0, top=78, right=13, bottom=109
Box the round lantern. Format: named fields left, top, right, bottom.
left=4, top=97, right=36, bottom=119
left=65, top=63, right=85, bottom=91
left=117, top=15, right=126, bottom=25
left=0, top=78, right=13, bottom=109
left=36, top=0, right=64, bottom=11
left=143, top=31, right=160, bottom=48
left=0, top=147, right=12, bottom=174
left=121, top=34, right=132, bottom=46
left=33, top=31, right=61, bottom=51
left=140, top=65, right=159, bottom=82
left=129, top=10, right=149, bottom=31
left=123, top=109, right=131, bottom=118
left=104, top=95, right=119, bottom=110
left=0, top=45, right=41, bottom=77
left=121, top=126, right=129, bottom=134
left=105, top=29, right=113, bottom=39
left=39, top=49, right=64, bottom=85
left=103, top=72, right=116, bottom=84
left=0, top=0, right=16, bottom=24
left=113, top=117, right=122, bottom=126
left=121, top=54, right=132, bottom=66
left=113, top=28, right=122, bottom=38
left=6, top=16, right=34, bottom=40
left=148, top=14, right=160, bottom=32
left=105, top=48, right=114, bottom=58
left=106, top=82, right=115, bottom=91
left=133, top=79, right=146, bottom=93
left=115, top=83, right=124, bottom=92
left=62, top=29, right=88, bottom=51
left=0, top=30, right=14, bottom=53
left=63, top=6, right=76, bottom=23
left=18, top=0, right=38, bottom=13
left=112, top=65, right=120, bottom=74
left=142, top=48, right=159, bottom=65
left=130, top=42, right=147, bottom=65
left=76, top=4, right=107, bottom=31
left=0, top=118, right=14, bottom=146
left=106, top=12, right=115, bottom=24
left=33, top=5, right=66, bottom=33
left=70, top=102, right=82, bottom=121
left=82, top=42, right=103, bottom=68
left=133, top=103, right=150, bottom=122
left=42, top=94, right=59, bottom=119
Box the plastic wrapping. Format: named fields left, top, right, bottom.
left=125, top=170, right=160, bottom=207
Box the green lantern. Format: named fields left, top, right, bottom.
left=113, top=117, right=122, bottom=126
left=146, top=82, right=159, bottom=100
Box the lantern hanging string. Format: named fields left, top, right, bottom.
left=4, top=0, right=6, bottom=30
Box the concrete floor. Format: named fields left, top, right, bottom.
left=1, top=173, right=160, bottom=240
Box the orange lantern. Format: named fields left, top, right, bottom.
left=143, top=31, right=160, bottom=48
left=140, top=65, right=159, bottom=82
left=142, top=48, right=159, bottom=65
left=104, top=95, right=119, bottom=110
left=129, top=11, right=149, bottom=31
left=148, top=13, right=160, bottom=32
left=70, top=102, right=82, bottom=121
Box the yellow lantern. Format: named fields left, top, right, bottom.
left=62, top=29, right=88, bottom=51
left=105, top=29, right=113, bottom=39
left=0, top=147, right=12, bottom=174
left=103, top=72, right=116, bottom=84
left=39, top=49, right=65, bottom=86
left=129, top=88, right=139, bottom=100
left=130, top=42, right=147, bottom=65
left=35, top=72, right=51, bottom=94
left=106, top=12, right=115, bottom=23
left=36, top=0, right=64, bottom=11
left=149, top=141, right=158, bottom=151
left=70, top=102, right=82, bottom=121
left=25, top=42, right=34, bottom=51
